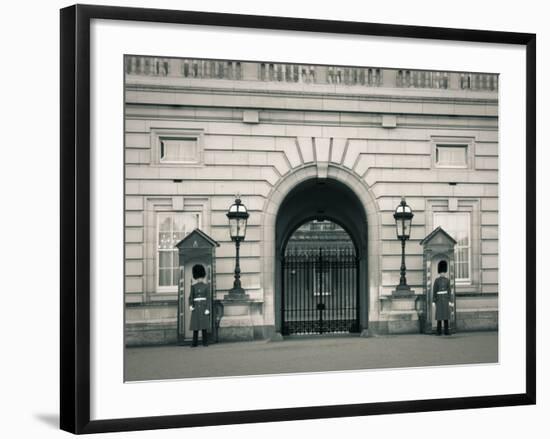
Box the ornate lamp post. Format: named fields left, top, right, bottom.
left=226, top=196, right=249, bottom=299
left=393, top=197, right=414, bottom=295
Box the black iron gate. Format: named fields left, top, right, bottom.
left=282, top=247, right=359, bottom=335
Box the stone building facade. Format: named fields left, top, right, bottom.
left=124, top=57, right=499, bottom=346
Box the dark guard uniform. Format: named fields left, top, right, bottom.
left=432, top=258, right=451, bottom=335
left=189, top=281, right=211, bottom=331
left=433, top=276, right=451, bottom=321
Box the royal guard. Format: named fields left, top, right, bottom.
left=432, top=260, right=453, bottom=335
left=189, top=264, right=211, bottom=347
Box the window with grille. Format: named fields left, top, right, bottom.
left=157, top=213, right=200, bottom=290
left=433, top=212, right=471, bottom=283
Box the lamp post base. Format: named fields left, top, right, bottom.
left=382, top=290, right=420, bottom=334
left=219, top=288, right=253, bottom=342
left=225, top=287, right=250, bottom=301
left=392, top=284, right=414, bottom=297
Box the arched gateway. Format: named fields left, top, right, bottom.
left=282, top=219, right=359, bottom=335
left=261, top=164, right=381, bottom=337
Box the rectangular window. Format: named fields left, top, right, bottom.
left=435, top=144, right=468, bottom=168
left=433, top=212, right=471, bottom=283
left=160, top=138, right=198, bottom=163
left=157, top=213, right=200, bottom=289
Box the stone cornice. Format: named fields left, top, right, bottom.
left=125, top=82, right=498, bottom=106
left=124, top=111, right=498, bottom=131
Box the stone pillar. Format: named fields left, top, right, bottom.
left=377, top=291, right=421, bottom=334
left=241, top=62, right=259, bottom=81
left=217, top=296, right=254, bottom=342
left=382, top=68, right=397, bottom=88
left=168, top=58, right=180, bottom=77
left=449, top=72, right=461, bottom=90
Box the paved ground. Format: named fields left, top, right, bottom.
left=125, top=331, right=498, bottom=382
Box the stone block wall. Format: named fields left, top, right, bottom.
left=124, top=58, right=499, bottom=345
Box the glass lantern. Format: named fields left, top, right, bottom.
left=393, top=197, right=414, bottom=240
left=226, top=197, right=249, bottom=241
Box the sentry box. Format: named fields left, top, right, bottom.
left=175, top=229, right=220, bottom=345
left=419, top=227, right=457, bottom=335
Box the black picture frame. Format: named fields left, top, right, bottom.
left=60, top=4, right=536, bottom=434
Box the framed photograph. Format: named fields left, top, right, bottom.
left=60, top=4, right=536, bottom=434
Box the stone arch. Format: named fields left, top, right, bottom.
left=260, top=163, right=382, bottom=335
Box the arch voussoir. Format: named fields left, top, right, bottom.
left=260, top=164, right=381, bottom=334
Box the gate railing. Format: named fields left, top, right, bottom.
left=282, top=247, right=359, bottom=335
